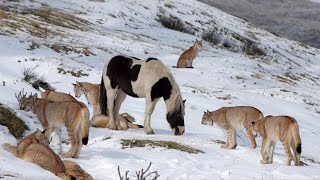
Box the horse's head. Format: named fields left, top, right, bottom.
left=167, top=99, right=186, bottom=136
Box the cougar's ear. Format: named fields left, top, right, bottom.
left=41, top=129, right=47, bottom=134
left=251, top=122, right=256, bottom=125
left=72, top=83, right=76, bottom=87
left=183, top=99, right=186, bottom=104
left=36, top=128, right=41, bottom=134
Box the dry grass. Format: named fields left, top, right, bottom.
left=0, top=105, right=29, bottom=139
left=216, top=94, right=232, bottom=100
left=50, top=43, right=94, bottom=56
left=121, top=139, right=204, bottom=154
left=0, top=5, right=92, bottom=38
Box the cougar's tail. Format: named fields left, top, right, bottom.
left=100, top=75, right=108, bottom=115
left=123, top=116, right=143, bottom=129
left=292, top=122, right=302, bottom=154
left=81, top=107, right=90, bottom=145
left=291, top=121, right=302, bottom=166
left=63, top=160, right=93, bottom=180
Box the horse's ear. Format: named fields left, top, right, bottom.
left=183, top=100, right=186, bottom=104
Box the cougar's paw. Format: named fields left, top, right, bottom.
left=108, top=125, right=116, bottom=130
left=251, top=144, right=257, bottom=149
left=61, top=152, right=73, bottom=158
left=2, top=143, right=11, bottom=149
left=260, top=160, right=268, bottom=164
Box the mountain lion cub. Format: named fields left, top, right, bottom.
left=252, top=115, right=301, bottom=166
left=202, top=106, right=264, bottom=149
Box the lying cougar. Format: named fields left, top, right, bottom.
left=252, top=115, right=302, bottom=166
left=2, top=129, right=92, bottom=180
left=91, top=114, right=143, bottom=129
left=202, top=106, right=264, bottom=149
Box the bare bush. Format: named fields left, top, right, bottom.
left=242, top=40, right=266, bottom=56
left=22, top=67, right=54, bottom=90
left=202, top=31, right=222, bottom=45
left=118, top=162, right=160, bottom=180
left=22, top=67, right=38, bottom=83
left=157, top=14, right=185, bottom=32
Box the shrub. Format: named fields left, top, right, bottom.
left=0, top=105, right=29, bottom=139
left=22, top=67, right=38, bottom=83
left=242, top=40, right=266, bottom=56
left=118, top=162, right=160, bottom=180
left=157, top=14, right=185, bottom=32
left=202, top=31, right=222, bottom=45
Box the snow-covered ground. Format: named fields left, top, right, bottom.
left=0, top=0, right=320, bottom=179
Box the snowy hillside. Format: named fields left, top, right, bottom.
left=0, top=0, right=320, bottom=179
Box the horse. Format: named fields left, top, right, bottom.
left=100, top=55, right=185, bottom=135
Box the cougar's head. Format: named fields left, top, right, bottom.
left=195, top=39, right=203, bottom=50
left=34, top=129, right=50, bottom=145
left=24, top=93, right=38, bottom=112
left=72, top=81, right=84, bottom=98
left=201, top=110, right=214, bottom=126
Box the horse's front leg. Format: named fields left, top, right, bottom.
left=144, top=97, right=159, bottom=135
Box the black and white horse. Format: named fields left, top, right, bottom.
left=100, top=55, right=185, bottom=135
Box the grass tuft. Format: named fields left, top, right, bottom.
left=121, top=139, right=204, bottom=154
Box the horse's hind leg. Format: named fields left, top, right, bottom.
left=113, top=89, right=127, bottom=130
left=144, top=97, right=159, bottom=134
left=106, top=88, right=117, bottom=130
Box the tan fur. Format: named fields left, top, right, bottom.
left=2, top=130, right=92, bottom=179
left=253, top=115, right=302, bottom=166
left=91, top=114, right=143, bottom=129
left=40, top=89, right=90, bottom=149
left=72, top=82, right=101, bottom=116
left=202, top=106, right=264, bottom=149
left=20, top=93, right=89, bottom=158
left=176, top=40, right=202, bottom=68
left=63, top=160, right=93, bottom=180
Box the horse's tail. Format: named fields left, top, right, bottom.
left=100, top=75, right=108, bottom=115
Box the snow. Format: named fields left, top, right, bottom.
left=0, top=0, right=320, bottom=179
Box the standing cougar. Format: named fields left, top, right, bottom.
left=18, top=93, right=89, bottom=158
left=2, top=129, right=92, bottom=180
left=252, top=115, right=302, bottom=166
left=72, top=81, right=101, bottom=116
left=40, top=89, right=90, bottom=155
left=176, top=39, right=202, bottom=68
left=202, top=106, right=264, bottom=149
